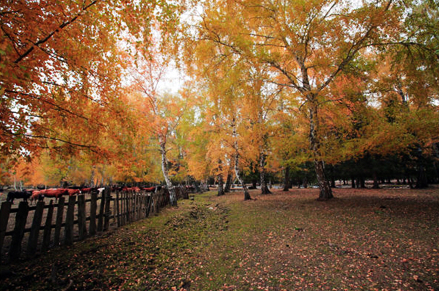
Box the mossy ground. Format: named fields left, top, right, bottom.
left=0, top=187, right=438, bottom=290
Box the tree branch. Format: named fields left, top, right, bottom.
left=316, top=0, right=394, bottom=95
left=14, top=1, right=98, bottom=64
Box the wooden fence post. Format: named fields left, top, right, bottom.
left=104, top=188, right=111, bottom=231
left=0, top=202, right=12, bottom=259
left=145, top=195, right=151, bottom=218
left=42, top=200, right=54, bottom=252
left=78, top=195, right=87, bottom=240
left=125, top=192, right=129, bottom=223
left=54, top=197, right=65, bottom=246
left=89, top=192, right=98, bottom=236
left=124, top=191, right=128, bottom=224
left=134, top=193, right=138, bottom=221
left=27, top=201, right=45, bottom=257
left=116, top=191, right=120, bottom=227
left=140, top=195, right=145, bottom=219
left=9, top=202, right=29, bottom=261
left=64, top=195, right=76, bottom=245
left=120, top=191, right=124, bottom=226
left=113, top=193, right=117, bottom=225
left=97, top=190, right=105, bottom=232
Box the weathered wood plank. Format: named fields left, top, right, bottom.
left=125, top=192, right=129, bottom=223
left=133, top=193, right=138, bottom=221
left=64, top=196, right=76, bottom=245
left=54, top=197, right=65, bottom=246
left=97, top=191, right=105, bottom=232
left=9, top=202, right=29, bottom=261
left=78, top=195, right=87, bottom=240
left=112, top=192, right=117, bottom=225
left=42, top=200, right=54, bottom=253
left=0, top=202, right=12, bottom=258
left=104, top=189, right=111, bottom=231
left=116, top=191, right=120, bottom=227
left=27, top=201, right=45, bottom=257
left=89, top=192, right=97, bottom=236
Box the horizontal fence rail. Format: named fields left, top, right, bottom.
left=0, top=186, right=190, bottom=264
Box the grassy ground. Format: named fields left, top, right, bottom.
left=0, top=187, right=438, bottom=290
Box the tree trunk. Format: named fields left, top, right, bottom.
left=234, top=153, right=251, bottom=200
left=415, top=147, right=428, bottom=189
left=314, top=160, right=333, bottom=200
left=309, top=103, right=333, bottom=200
left=329, top=165, right=336, bottom=188
left=224, top=173, right=232, bottom=193
left=283, top=166, right=290, bottom=191
left=217, top=159, right=225, bottom=196
left=193, top=181, right=201, bottom=193
left=372, top=172, right=380, bottom=189
left=90, top=166, right=96, bottom=187
left=217, top=174, right=225, bottom=196
left=260, top=152, right=271, bottom=194
left=235, top=155, right=249, bottom=198
left=160, top=139, right=177, bottom=206
left=233, top=120, right=251, bottom=200
left=415, top=165, right=428, bottom=189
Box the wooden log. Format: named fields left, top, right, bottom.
left=9, top=202, right=29, bottom=261
left=27, top=201, right=45, bottom=257
left=89, top=192, right=97, bottom=236
left=64, top=196, right=76, bottom=245
left=104, top=188, right=111, bottom=231
left=97, top=190, right=105, bottom=232
left=54, top=197, right=65, bottom=246
left=116, top=191, right=120, bottom=227
left=42, top=200, right=54, bottom=252
left=0, top=202, right=12, bottom=258
left=78, top=195, right=87, bottom=240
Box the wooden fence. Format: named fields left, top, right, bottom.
left=0, top=186, right=188, bottom=264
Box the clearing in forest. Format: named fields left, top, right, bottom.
left=0, top=187, right=438, bottom=290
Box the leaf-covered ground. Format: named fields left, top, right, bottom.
left=0, top=187, right=438, bottom=290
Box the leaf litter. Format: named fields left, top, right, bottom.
left=0, top=188, right=438, bottom=290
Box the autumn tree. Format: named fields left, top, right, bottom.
left=191, top=0, right=410, bottom=199
left=0, top=0, right=182, bottom=164
left=183, top=30, right=259, bottom=199
left=128, top=36, right=190, bottom=205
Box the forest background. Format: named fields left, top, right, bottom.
left=1, top=0, right=438, bottom=201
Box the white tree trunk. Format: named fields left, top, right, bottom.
left=232, top=122, right=251, bottom=200
left=159, top=136, right=177, bottom=206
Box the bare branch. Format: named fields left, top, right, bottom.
left=14, top=1, right=98, bottom=64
